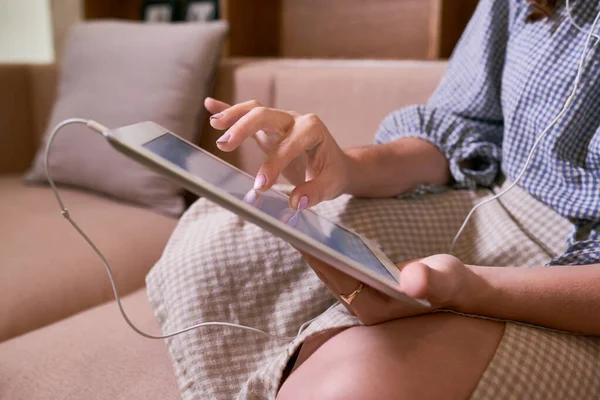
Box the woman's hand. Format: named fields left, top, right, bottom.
left=205, top=97, right=351, bottom=210
left=302, top=253, right=472, bottom=326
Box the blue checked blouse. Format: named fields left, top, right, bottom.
left=375, top=0, right=600, bottom=266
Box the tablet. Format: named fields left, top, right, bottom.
left=104, top=121, right=422, bottom=303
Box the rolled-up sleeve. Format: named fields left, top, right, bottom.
left=375, top=0, right=510, bottom=189
left=547, top=239, right=600, bottom=266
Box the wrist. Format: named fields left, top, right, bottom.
left=452, top=265, right=496, bottom=314
left=341, top=148, right=365, bottom=195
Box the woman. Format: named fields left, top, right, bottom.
left=205, top=0, right=600, bottom=398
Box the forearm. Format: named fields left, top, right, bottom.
left=343, top=137, right=450, bottom=198
left=459, top=264, right=600, bottom=335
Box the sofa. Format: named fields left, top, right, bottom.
left=0, top=59, right=446, bottom=399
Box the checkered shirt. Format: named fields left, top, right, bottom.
left=375, top=0, right=600, bottom=266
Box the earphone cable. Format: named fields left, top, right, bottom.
left=45, top=118, right=336, bottom=342
left=450, top=5, right=600, bottom=253
left=566, top=0, right=600, bottom=41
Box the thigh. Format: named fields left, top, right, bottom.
left=278, top=313, right=505, bottom=400
left=472, top=322, right=600, bottom=399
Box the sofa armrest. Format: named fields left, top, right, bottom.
left=0, top=65, right=37, bottom=174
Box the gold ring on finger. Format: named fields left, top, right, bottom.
left=340, top=282, right=365, bottom=305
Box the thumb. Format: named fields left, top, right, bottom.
left=399, top=261, right=455, bottom=307
left=399, top=262, right=431, bottom=300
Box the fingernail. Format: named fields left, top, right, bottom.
left=279, top=208, right=295, bottom=224
left=254, top=174, right=267, bottom=190
left=210, top=112, right=224, bottom=120
left=243, top=189, right=258, bottom=205
left=216, top=132, right=230, bottom=144
left=288, top=212, right=299, bottom=227
left=297, top=195, right=309, bottom=211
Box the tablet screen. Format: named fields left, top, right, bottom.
left=144, top=133, right=396, bottom=282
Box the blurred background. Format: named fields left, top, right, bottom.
left=0, top=0, right=479, bottom=64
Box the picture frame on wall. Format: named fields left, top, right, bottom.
left=142, top=0, right=181, bottom=23
left=184, top=0, right=219, bottom=22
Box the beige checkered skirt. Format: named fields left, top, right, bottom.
left=146, top=181, right=600, bottom=399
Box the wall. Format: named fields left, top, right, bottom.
left=0, top=0, right=55, bottom=63
left=280, top=0, right=433, bottom=59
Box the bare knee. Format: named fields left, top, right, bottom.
left=277, top=329, right=414, bottom=400
left=277, top=313, right=505, bottom=400
left=277, top=359, right=386, bottom=400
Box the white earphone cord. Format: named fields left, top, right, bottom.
left=45, top=5, right=599, bottom=342
left=45, top=118, right=338, bottom=341
left=450, top=4, right=600, bottom=253
left=567, top=0, right=600, bottom=40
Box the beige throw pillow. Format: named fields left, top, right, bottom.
left=26, top=21, right=228, bottom=216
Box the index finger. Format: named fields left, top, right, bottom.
left=216, top=107, right=295, bottom=152
left=204, top=97, right=231, bottom=114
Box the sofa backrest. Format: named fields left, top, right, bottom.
left=0, top=59, right=446, bottom=176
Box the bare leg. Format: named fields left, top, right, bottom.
left=277, top=313, right=504, bottom=400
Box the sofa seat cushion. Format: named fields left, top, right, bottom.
left=0, top=288, right=179, bottom=400
left=0, top=175, right=177, bottom=341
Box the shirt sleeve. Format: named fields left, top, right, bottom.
left=375, top=0, right=510, bottom=189
left=546, top=240, right=600, bottom=266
